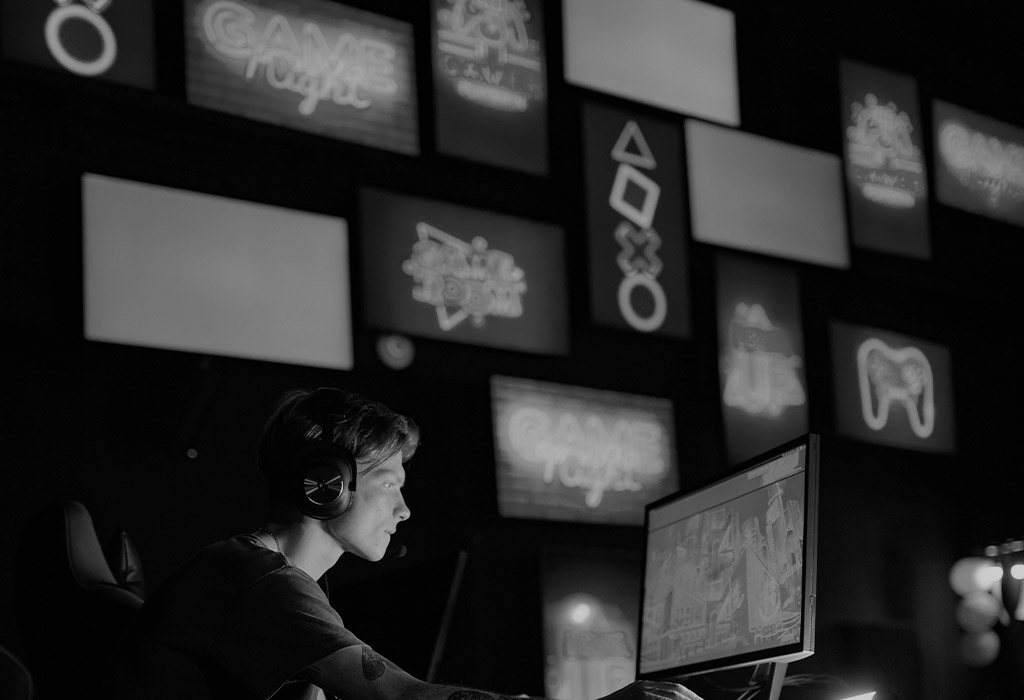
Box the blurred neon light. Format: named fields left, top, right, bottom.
left=722, top=303, right=805, bottom=416
left=608, top=121, right=666, bottom=332
left=857, top=338, right=934, bottom=437
left=436, top=0, right=543, bottom=111
left=939, top=120, right=1024, bottom=207
left=846, top=94, right=925, bottom=208
left=402, top=222, right=525, bottom=331
left=202, top=0, right=398, bottom=116
left=45, top=1, right=117, bottom=76
left=505, top=406, right=665, bottom=508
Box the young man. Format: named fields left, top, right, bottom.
left=112, top=387, right=702, bottom=700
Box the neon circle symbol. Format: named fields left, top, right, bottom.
left=45, top=4, right=117, bottom=77
left=618, top=274, right=667, bottom=332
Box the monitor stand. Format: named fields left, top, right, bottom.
left=749, top=661, right=788, bottom=700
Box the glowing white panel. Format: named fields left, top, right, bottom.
left=563, top=0, right=738, bottom=126
left=83, top=174, right=352, bottom=369
left=686, top=120, right=850, bottom=268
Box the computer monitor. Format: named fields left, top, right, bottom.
left=637, top=434, right=819, bottom=696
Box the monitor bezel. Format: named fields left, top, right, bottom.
left=636, top=433, right=820, bottom=680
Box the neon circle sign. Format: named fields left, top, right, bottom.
left=44, top=1, right=117, bottom=77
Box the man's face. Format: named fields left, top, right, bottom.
left=327, top=451, right=410, bottom=561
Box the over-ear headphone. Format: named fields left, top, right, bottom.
left=290, top=387, right=358, bottom=520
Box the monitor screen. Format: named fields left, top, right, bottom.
left=562, top=0, right=738, bottom=127
left=637, top=434, right=819, bottom=679
left=491, top=375, right=679, bottom=525
left=686, top=120, right=849, bottom=269
left=184, top=0, right=419, bottom=155
left=933, top=99, right=1024, bottom=229
left=83, top=173, right=353, bottom=369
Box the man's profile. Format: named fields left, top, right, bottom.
left=111, top=386, right=702, bottom=700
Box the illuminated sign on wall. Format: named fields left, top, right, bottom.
left=432, top=0, right=548, bottom=174
left=359, top=189, right=569, bottom=355
left=83, top=174, right=353, bottom=369
left=185, top=0, right=419, bottom=154
left=541, top=548, right=640, bottom=700
left=933, top=100, right=1024, bottom=228
left=831, top=321, right=955, bottom=453
left=686, top=120, right=850, bottom=269
left=716, top=253, right=808, bottom=466
left=840, top=59, right=930, bottom=258
left=563, top=0, right=738, bottom=126
left=583, top=102, right=690, bottom=338
left=491, top=375, right=679, bottom=525
left=1, top=0, right=155, bottom=87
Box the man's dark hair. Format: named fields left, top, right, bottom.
left=257, top=387, right=419, bottom=509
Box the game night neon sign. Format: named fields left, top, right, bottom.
left=505, top=406, right=667, bottom=508
left=200, top=0, right=399, bottom=117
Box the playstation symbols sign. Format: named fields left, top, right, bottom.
left=582, top=102, right=690, bottom=338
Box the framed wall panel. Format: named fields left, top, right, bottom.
left=582, top=102, right=690, bottom=338
left=432, top=0, right=548, bottom=174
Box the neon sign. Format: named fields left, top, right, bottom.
left=846, top=93, right=926, bottom=208
left=44, top=0, right=117, bottom=76
left=721, top=303, right=805, bottom=417
left=201, top=0, right=398, bottom=117
left=938, top=120, right=1024, bottom=208
left=402, top=222, right=526, bottom=331
left=609, top=121, right=667, bottom=332
left=857, top=338, right=934, bottom=438
left=435, top=0, right=544, bottom=111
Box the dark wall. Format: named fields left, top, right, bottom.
left=2, top=2, right=1023, bottom=699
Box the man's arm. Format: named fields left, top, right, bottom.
left=305, top=645, right=703, bottom=700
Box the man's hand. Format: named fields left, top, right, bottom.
left=599, top=680, right=704, bottom=700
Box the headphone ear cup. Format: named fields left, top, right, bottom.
left=292, top=444, right=356, bottom=520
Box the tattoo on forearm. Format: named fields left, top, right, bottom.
left=361, top=646, right=386, bottom=680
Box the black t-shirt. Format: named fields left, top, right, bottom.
left=112, top=535, right=362, bottom=700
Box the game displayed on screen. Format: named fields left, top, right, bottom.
left=686, top=120, right=849, bottom=269
left=184, top=0, right=419, bottom=154
left=640, top=444, right=809, bottom=674
left=563, top=0, right=738, bottom=126
left=933, top=99, right=1024, bottom=229
left=491, top=375, right=679, bottom=525
left=432, top=0, right=548, bottom=174
left=840, top=59, right=930, bottom=259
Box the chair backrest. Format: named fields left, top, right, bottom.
left=15, top=500, right=146, bottom=700
left=0, top=644, right=33, bottom=700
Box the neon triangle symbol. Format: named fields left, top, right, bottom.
left=611, top=120, right=657, bottom=170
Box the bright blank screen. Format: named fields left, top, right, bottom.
left=83, top=174, right=353, bottom=369
left=563, top=0, right=738, bottom=126
left=686, top=120, right=850, bottom=268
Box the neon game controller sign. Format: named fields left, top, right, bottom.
left=857, top=337, right=934, bottom=439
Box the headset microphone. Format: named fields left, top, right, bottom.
left=388, top=543, right=408, bottom=559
